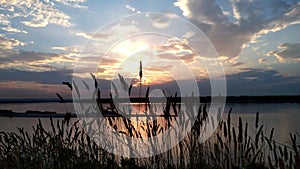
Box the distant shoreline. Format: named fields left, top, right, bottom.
left=0, top=109, right=74, bottom=118
left=0, top=95, right=299, bottom=104
left=0, top=95, right=299, bottom=118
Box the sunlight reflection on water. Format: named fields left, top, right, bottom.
left=0, top=102, right=299, bottom=143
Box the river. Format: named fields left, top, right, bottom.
left=0, top=102, right=299, bottom=143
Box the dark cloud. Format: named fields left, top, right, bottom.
left=26, top=64, right=58, bottom=70
left=269, top=43, right=300, bottom=60
left=231, top=62, right=244, bottom=67
left=147, top=68, right=300, bottom=96
left=0, top=84, right=71, bottom=99
left=224, top=68, right=300, bottom=95
left=0, top=51, right=57, bottom=63
left=0, top=68, right=73, bottom=84
left=175, top=0, right=300, bottom=58
left=0, top=50, right=76, bottom=71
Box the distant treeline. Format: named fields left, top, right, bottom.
left=1, top=95, right=299, bottom=104
left=0, top=109, right=75, bottom=118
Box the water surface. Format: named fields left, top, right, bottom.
left=0, top=102, right=299, bottom=143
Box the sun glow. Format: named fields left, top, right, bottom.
left=111, top=40, right=149, bottom=56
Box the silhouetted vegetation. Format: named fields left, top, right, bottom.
left=0, top=74, right=299, bottom=169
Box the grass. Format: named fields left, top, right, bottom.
left=0, top=74, right=299, bottom=169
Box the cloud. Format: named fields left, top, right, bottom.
left=156, top=52, right=196, bottom=64
left=0, top=50, right=77, bottom=71
left=145, top=65, right=174, bottom=72
left=258, top=58, right=266, bottom=64
left=55, top=0, right=87, bottom=9
left=72, top=31, right=94, bottom=39
left=0, top=0, right=87, bottom=28
left=0, top=35, right=61, bottom=71
left=174, top=0, right=300, bottom=58
left=195, top=68, right=300, bottom=95
left=0, top=34, right=25, bottom=50
left=1, top=26, right=28, bottom=34
left=0, top=68, right=118, bottom=98
left=0, top=68, right=73, bottom=85
left=267, top=43, right=300, bottom=62
left=155, top=38, right=196, bottom=64
left=0, top=13, right=27, bottom=34
left=156, top=38, right=191, bottom=52
left=72, top=24, right=139, bottom=42
left=0, top=13, right=10, bottom=26
left=231, top=62, right=244, bottom=67
left=224, top=68, right=300, bottom=95
left=126, top=5, right=136, bottom=12
left=156, top=53, right=177, bottom=62
left=52, top=46, right=82, bottom=53
left=174, top=0, right=190, bottom=16
left=148, top=13, right=171, bottom=29
left=0, top=81, right=72, bottom=99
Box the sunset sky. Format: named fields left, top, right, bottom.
left=0, top=0, right=299, bottom=99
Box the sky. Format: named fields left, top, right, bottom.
left=0, top=0, right=299, bottom=99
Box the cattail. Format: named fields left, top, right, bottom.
left=270, top=128, right=274, bottom=141
left=255, top=112, right=259, bottom=128
left=118, top=74, right=128, bottom=91
left=139, top=61, right=143, bottom=99
left=233, top=127, right=237, bottom=162
left=111, top=81, right=119, bottom=98
left=145, top=86, right=150, bottom=98
left=217, top=134, right=223, bottom=149
left=279, top=145, right=283, bottom=157
left=267, top=139, right=273, bottom=151
left=289, top=151, right=293, bottom=168
left=50, top=115, right=56, bottom=134
left=268, top=155, right=274, bottom=169
left=238, top=117, right=243, bottom=143
left=279, top=158, right=284, bottom=169
left=244, top=122, right=248, bottom=148
left=139, top=61, right=143, bottom=80
left=255, top=125, right=263, bottom=148
left=97, top=89, right=101, bottom=100
left=82, top=80, right=89, bottom=91
left=56, top=93, right=65, bottom=103
left=228, top=108, right=232, bottom=143
left=211, top=115, right=215, bottom=129
left=223, top=122, right=227, bottom=138
left=284, top=146, right=288, bottom=161
left=273, top=142, right=278, bottom=165
left=62, top=81, right=72, bottom=90
left=128, top=84, right=133, bottom=96
left=90, top=73, right=98, bottom=88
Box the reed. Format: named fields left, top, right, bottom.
left=0, top=75, right=299, bottom=169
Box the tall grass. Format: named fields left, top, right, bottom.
left=0, top=75, right=299, bottom=169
